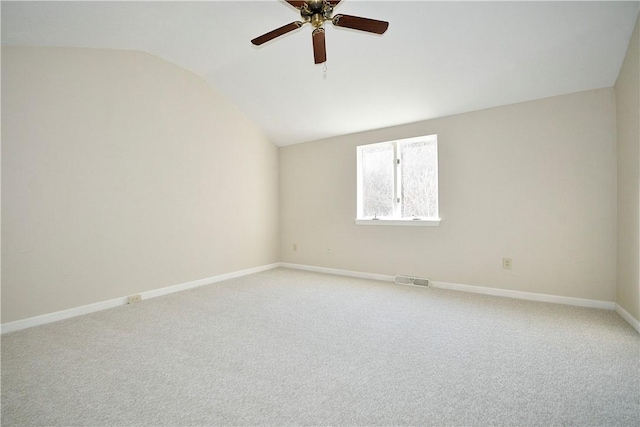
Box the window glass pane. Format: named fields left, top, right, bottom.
left=361, top=143, right=394, bottom=218
left=399, top=139, right=438, bottom=218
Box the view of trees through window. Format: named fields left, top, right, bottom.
left=400, top=139, right=438, bottom=218
left=358, top=135, right=438, bottom=220
left=361, top=143, right=394, bottom=218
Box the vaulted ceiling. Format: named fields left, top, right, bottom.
left=2, top=1, right=639, bottom=146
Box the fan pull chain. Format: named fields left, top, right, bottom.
left=323, top=61, right=328, bottom=78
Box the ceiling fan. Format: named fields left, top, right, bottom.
left=251, top=0, right=389, bottom=64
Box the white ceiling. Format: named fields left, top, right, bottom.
left=2, top=1, right=639, bottom=146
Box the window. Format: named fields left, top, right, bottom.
left=356, top=135, right=440, bottom=226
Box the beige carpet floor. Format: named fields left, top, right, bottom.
left=2, top=268, right=639, bottom=426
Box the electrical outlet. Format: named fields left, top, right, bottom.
left=502, top=258, right=512, bottom=269
left=127, top=294, right=142, bottom=304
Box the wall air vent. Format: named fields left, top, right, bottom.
left=395, top=275, right=430, bottom=287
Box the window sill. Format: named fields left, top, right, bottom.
left=355, top=218, right=441, bottom=227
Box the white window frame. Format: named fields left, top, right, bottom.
left=356, top=134, right=440, bottom=226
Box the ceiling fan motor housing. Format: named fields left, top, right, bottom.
left=311, top=13, right=324, bottom=28
left=308, top=0, right=324, bottom=11
left=301, top=0, right=335, bottom=27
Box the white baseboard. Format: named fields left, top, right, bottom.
left=1, top=263, right=280, bottom=334
left=141, top=263, right=279, bottom=300
left=280, top=262, right=616, bottom=310
left=615, top=304, right=640, bottom=333
left=5, top=262, right=635, bottom=335
left=278, top=262, right=395, bottom=283
left=1, top=296, right=129, bottom=335
left=430, top=280, right=616, bottom=310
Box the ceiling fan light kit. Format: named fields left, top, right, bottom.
left=251, top=0, right=389, bottom=64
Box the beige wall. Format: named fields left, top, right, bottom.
left=280, top=89, right=617, bottom=302
left=615, top=13, right=640, bottom=321
left=2, top=41, right=631, bottom=324
left=1, top=46, right=280, bottom=323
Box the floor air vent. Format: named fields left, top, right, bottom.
left=395, top=275, right=430, bottom=287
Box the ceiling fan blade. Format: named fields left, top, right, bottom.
left=285, top=1, right=306, bottom=9
left=327, top=1, right=342, bottom=6
left=312, top=28, right=326, bottom=64
left=332, top=14, right=389, bottom=34
left=251, top=21, right=304, bottom=45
